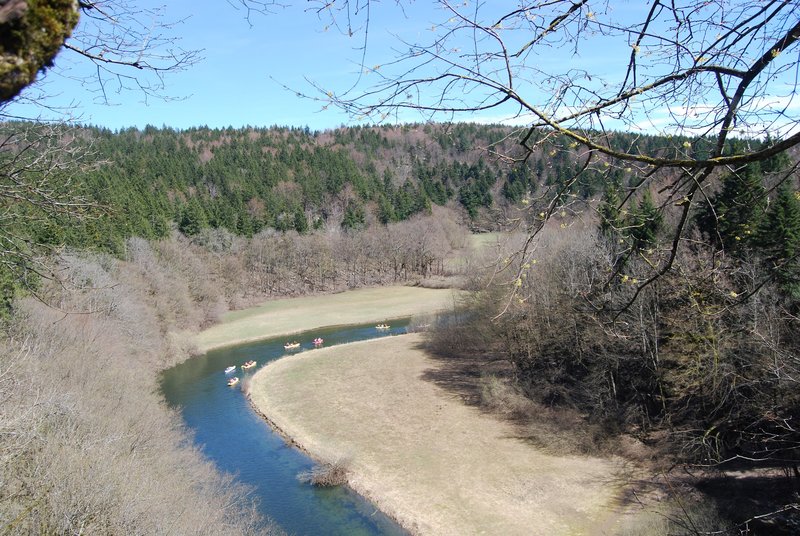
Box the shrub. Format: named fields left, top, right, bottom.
left=298, top=458, right=351, bottom=487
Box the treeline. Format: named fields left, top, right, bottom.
left=0, top=210, right=466, bottom=534
left=187, top=207, right=466, bottom=305
left=2, top=120, right=729, bottom=262
left=13, top=122, right=499, bottom=255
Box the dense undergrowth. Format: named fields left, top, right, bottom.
left=427, top=223, right=800, bottom=534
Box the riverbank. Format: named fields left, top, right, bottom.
left=250, top=333, right=637, bottom=536
left=194, top=286, right=460, bottom=353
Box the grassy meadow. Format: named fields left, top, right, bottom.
left=250, top=334, right=638, bottom=536
left=195, top=286, right=462, bottom=352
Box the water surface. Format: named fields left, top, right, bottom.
left=160, top=322, right=410, bottom=535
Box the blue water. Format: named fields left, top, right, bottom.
left=160, top=322, right=410, bottom=535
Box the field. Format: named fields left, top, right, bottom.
left=468, top=231, right=504, bottom=249
left=250, top=334, right=638, bottom=536
left=194, top=286, right=461, bottom=352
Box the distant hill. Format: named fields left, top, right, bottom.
left=1, top=121, right=730, bottom=255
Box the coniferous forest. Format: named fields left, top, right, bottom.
left=5, top=121, right=759, bottom=252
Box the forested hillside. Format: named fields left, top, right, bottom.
left=3, top=121, right=722, bottom=257
left=11, top=122, right=502, bottom=253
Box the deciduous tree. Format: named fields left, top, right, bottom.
left=311, top=0, right=800, bottom=308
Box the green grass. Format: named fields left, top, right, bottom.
left=468, top=232, right=503, bottom=250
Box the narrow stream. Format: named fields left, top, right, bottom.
left=160, top=322, right=410, bottom=536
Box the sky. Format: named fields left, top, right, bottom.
left=3, top=1, right=640, bottom=131
left=3, top=1, right=448, bottom=130
left=3, top=1, right=796, bottom=137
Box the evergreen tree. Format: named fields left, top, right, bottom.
left=627, top=191, right=662, bottom=251
left=758, top=185, right=800, bottom=298
left=760, top=134, right=791, bottom=174
left=599, top=179, right=623, bottom=238
left=0, top=265, right=18, bottom=322
left=377, top=195, right=396, bottom=224
left=502, top=164, right=536, bottom=202
left=178, top=198, right=208, bottom=236
left=697, top=162, right=766, bottom=253
left=342, top=201, right=366, bottom=230
left=237, top=211, right=255, bottom=236
left=293, top=207, right=309, bottom=234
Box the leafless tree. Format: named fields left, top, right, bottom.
left=309, top=0, right=800, bottom=310
left=3, top=0, right=279, bottom=112
left=0, top=122, right=106, bottom=307
left=304, top=5, right=800, bottom=527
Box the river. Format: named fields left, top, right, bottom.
left=160, top=322, right=410, bottom=536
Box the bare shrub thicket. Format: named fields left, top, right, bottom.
left=0, top=253, right=266, bottom=535
left=297, top=458, right=351, bottom=487
left=435, top=222, right=800, bottom=456
left=429, top=222, right=800, bottom=530
left=0, top=210, right=467, bottom=534
left=429, top=228, right=627, bottom=449
left=243, top=211, right=467, bottom=296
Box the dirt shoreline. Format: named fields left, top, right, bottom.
left=249, top=334, right=639, bottom=536
left=245, top=357, right=411, bottom=534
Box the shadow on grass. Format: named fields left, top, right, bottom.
left=412, top=333, right=800, bottom=535
left=692, top=466, right=800, bottom=535
left=412, top=338, right=508, bottom=408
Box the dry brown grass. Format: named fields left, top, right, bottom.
left=250, top=333, right=647, bottom=536
left=195, top=286, right=462, bottom=352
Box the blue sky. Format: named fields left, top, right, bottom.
left=4, top=1, right=446, bottom=130
left=4, top=1, right=635, bottom=131
left=3, top=2, right=795, bottom=137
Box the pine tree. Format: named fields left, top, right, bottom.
left=627, top=191, right=662, bottom=251
left=377, top=195, right=395, bottom=224
left=760, top=134, right=790, bottom=174
left=293, top=207, right=309, bottom=234
left=599, top=179, right=623, bottom=238
left=759, top=185, right=800, bottom=298
left=178, top=198, right=208, bottom=236
left=697, top=162, right=766, bottom=253
left=342, top=201, right=366, bottom=230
